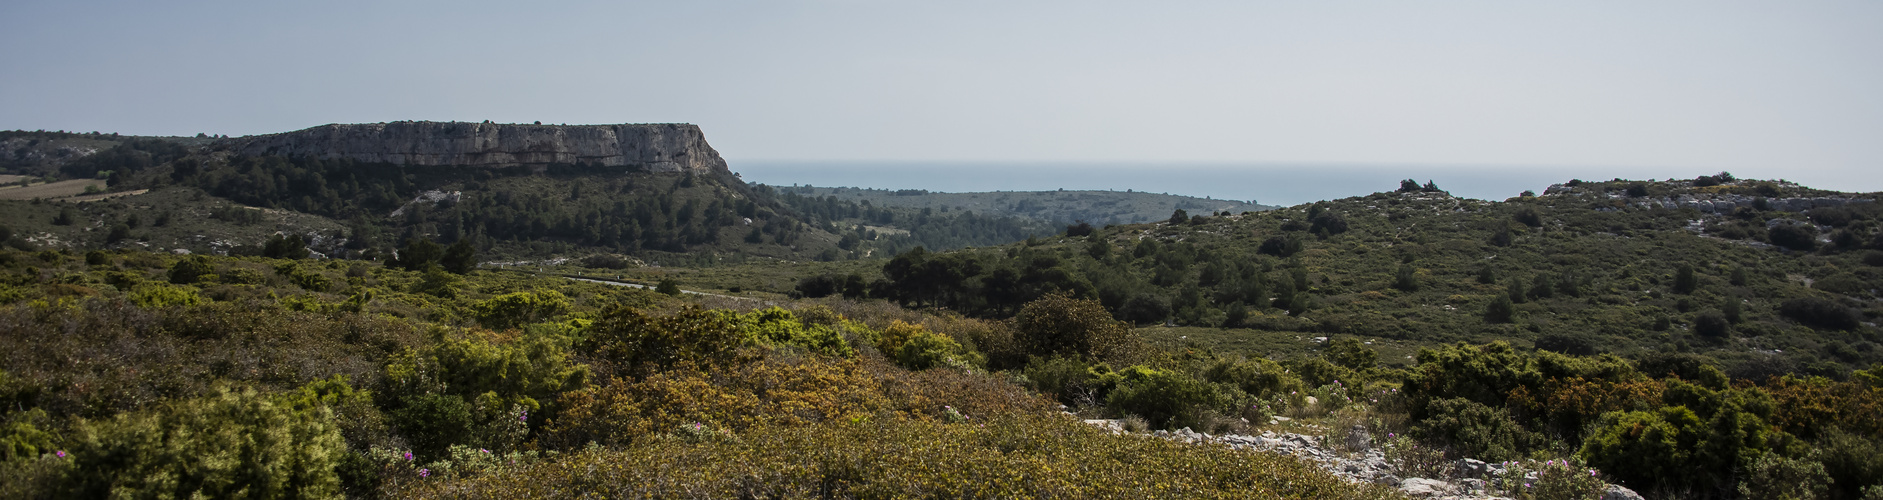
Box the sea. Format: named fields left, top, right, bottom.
left=729, top=161, right=1695, bottom=207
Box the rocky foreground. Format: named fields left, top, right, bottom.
left=1082, top=419, right=1645, bottom=500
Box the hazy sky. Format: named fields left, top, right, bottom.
left=3, top=1, right=1879, bottom=192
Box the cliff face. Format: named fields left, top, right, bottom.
left=229, top=122, right=729, bottom=174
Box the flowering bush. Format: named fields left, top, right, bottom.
left=674, top=422, right=738, bottom=444
left=1490, top=458, right=1608, bottom=500
left=1381, top=433, right=1453, bottom=479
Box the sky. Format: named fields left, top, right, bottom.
left=3, top=1, right=1879, bottom=197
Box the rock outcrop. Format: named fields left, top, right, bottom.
left=1081, top=419, right=1643, bottom=500
left=227, top=122, right=729, bottom=174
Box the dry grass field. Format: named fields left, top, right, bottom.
left=0, top=178, right=107, bottom=200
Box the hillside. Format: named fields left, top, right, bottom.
left=0, top=126, right=1061, bottom=262
left=826, top=175, right=1881, bottom=372
left=771, top=184, right=1273, bottom=226
left=0, top=248, right=1408, bottom=498
left=508, top=173, right=1883, bottom=498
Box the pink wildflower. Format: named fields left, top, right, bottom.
left=419, top=468, right=431, bottom=478
left=404, top=451, right=413, bottom=461
left=56, top=451, right=67, bottom=458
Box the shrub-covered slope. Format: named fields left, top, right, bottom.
left=844, top=175, right=1882, bottom=378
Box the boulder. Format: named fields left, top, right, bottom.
left=1345, top=425, right=1370, bottom=452
left=1400, top=478, right=1456, bottom=497
left=1603, top=484, right=1645, bottom=500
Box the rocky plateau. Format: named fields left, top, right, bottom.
left=226, top=121, right=730, bottom=174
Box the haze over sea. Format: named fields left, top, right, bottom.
left=734, top=161, right=1720, bottom=207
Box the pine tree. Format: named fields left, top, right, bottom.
left=441, top=239, right=477, bottom=274
left=1673, top=264, right=1698, bottom=294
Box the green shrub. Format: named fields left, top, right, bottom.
left=0, top=408, right=56, bottom=462
left=1287, top=356, right=1359, bottom=388
left=1579, top=406, right=1701, bottom=493
left=59, top=386, right=345, bottom=499
left=1779, top=297, right=1862, bottom=330
left=167, top=255, right=213, bottom=284
left=1737, top=452, right=1831, bottom=500
left=1104, top=365, right=1222, bottom=430
left=218, top=267, right=269, bottom=285
left=1483, top=295, right=1513, bottom=321
left=582, top=306, right=752, bottom=373
left=1014, top=293, right=1143, bottom=364
left=1814, top=428, right=1883, bottom=500
left=274, top=261, right=332, bottom=292
left=733, top=306, right=855, bottom=358
left=1405, top=341, right=1635, bottom=419
left=1410, top=397, right=1544, bottom=462
left=128, top=283, right=205, bottom=308
left=895, top=328, right=976, bottom=370
left=1202, top=357, right=1301, bottom=400
left=654, top=278, right=681, bottom=296
left=411, top=266, right=461, bottom=299
left=1024, top=356, right=1107, bottom=406
left=1693, top=311, right=1730, bottom=338
left=472, top=289, right=571, bottom=330
left=391, top=392, right=474, bottom=462
left=384, top=328, right=587, bottom=424
left=278, top=375, right=394, bottom=451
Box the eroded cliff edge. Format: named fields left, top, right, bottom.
left=227, top=122, right=729, bottom=174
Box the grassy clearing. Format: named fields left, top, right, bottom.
left=0, top=179, right=106, bottom=200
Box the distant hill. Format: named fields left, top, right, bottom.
left=764, top=174, right=1883, bottom=378
left=768, top=185, right=1274, bottom=226
left=0, top=126, right=1065, bottom=261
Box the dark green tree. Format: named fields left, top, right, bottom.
left=1513, top=206, right=1543, bottom=228
left=393, top=238, right=444, bottom=272
left=105, top=224, right=131, bottom=245
left=168, top=256, right=215, bottom=284
left=441, top=239, right=477, bottom=274
left=1015, top=293, right=1142, bottom=363
left=1323, top=338, right=1379, bottom=371
left=1167, top=209, right=1188, bottom=225
left=655, top=278, right=681, bottom=296
left=1393, top=264, right=1418, bottom=291
left=262, top=234, right=309, bottom=260
left=1673, top=264, right=1698, bottom=294
left=1488, top=226, right=1512, bottom=247
left=1485, top=294, right=1515, bottom=323
left=1693, top=311, right=1730, bottom=338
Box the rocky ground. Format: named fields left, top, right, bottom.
left=1081, top=419, right=1645, bottom=500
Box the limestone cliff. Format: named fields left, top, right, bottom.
left=227, top=122, right=729, bottom=174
